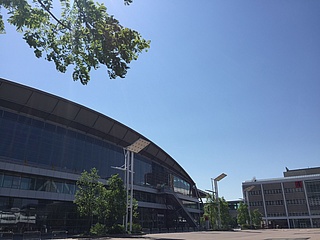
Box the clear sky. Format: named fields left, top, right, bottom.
left=1, top=0, right=320, bottom=200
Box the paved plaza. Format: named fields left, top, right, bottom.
left=91, top=229, right=320, bottom=240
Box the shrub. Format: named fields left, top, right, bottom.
left=90, top=223, right=106, bottom=236
left=107, top=224, right=125, bottom=234
left=131, top=223, right=142, bottom=233
left=241, top=223, right=250, bottom=229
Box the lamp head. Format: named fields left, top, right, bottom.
left=214, top=173, right=227, bottom=181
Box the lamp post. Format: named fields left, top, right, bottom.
left=243, top=185, right=255, bottom=227
left=213, top=173, right=227, bottom=229
left=124, top=138, right=150, bottom=232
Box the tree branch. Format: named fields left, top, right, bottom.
left=37, top=0, right=71, bottom=30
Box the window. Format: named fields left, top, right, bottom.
left=20, top=177, right=31, bottom=190
left=284, top=187, right=304, bottom=193
left=265, top=200, right=283, bottom=205
left=264, top=189, right=282, bottom=194
left=63, top=182, right=76, bottom=195
left=250, top=201, right=263, bottom=207
left=267, top=212, right=286, bottom=217
left=51, top=180, right=63, bottom=193
left=3, top=175, right=13, bottom=188
left=12, top=176, right=21, bottom=189
left=0, top=110, right=131, bottom=178
left=0, top=171, right=76, bottom=195
left=286, top=199, right=306, bottom=205
left=0, top=173, right=3, bottom=186
left=249, top=190, right=260, bottom=195
left=173, top=176, right=191, bottom=196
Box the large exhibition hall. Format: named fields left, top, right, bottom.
left=0, top=78, right=203, bottom=233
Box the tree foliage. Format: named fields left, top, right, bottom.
left=74, top=168, right=105, bottom=229
left=251, top=208, right=262, bottom=227
left=203, top=193, right=217, bottom=229
left=219, top=197, right=232, bottom=229
left=104, top=173, right=126, bottom=228
left=203, top=194, right=232, bottom=230
left=237, top=202, right=249, bottom=226
left=74, top=168, right=128, bottom=234
left=0, top=0, right=150, bottom=84
left=237, top=202, right=263, bottom=229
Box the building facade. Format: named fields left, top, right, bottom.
left=242, top=167, right=320, bottom=229
left=0, top=78, right=203, bottom=234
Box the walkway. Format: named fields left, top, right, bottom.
left=86, top=229, right=320, bottom=240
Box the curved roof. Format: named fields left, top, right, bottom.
left=0, top=78, right=194, bottom=185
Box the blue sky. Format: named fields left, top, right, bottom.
left=1, top=0, right=320, bottom=200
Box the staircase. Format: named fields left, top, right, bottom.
left=159, top=187, right=198, bottom=228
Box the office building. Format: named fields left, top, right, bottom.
left=242, top=167, right=320, bottom=228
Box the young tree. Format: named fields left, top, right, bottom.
left=104, top=174, right=126, bottom=229
left=203, top=193, right=218, bottom=229
left=74, top=168, right=107, bottom=231
left=219, top=197, right=232, bottom=230
left=237, top=202, right=250, bottom=227
left=251, top=209, right=262, bottom=228
left=75, top=168, right=131, bottom=234
left=203, top=195, right=232, bottom=230
left=0, top=0, right=150, bottom=84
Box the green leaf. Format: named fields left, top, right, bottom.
left=0, top=0, right=150, bottom=84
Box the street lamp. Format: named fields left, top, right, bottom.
left=213, top=173, right=227, bottom=229
left=243, top=185, right=255, bottom=227
left=124, top=138, right=150, bottom=232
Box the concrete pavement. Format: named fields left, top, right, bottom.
left=87, top=229, right=320, bottom=240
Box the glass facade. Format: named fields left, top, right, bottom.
left=0, top=110, right=124, bottom=179
left=0, top=171, right=76, bottom=195
left=0, top=196, right=86, bottom=234
left=305, top=180, right=320, bottom=216
left=0, top=109, right=199, bottom=233
left=0, top=110, right=193, bottom=194
left=173, top=176, right=191, bottom=196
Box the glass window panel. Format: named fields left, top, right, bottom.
left=18, top=115, right=32, bottom=125
left=29, top=178, right=35, bottom=191
left=44, top=122, right=56, bottom=132
left=26, top=128, right=42, bottom=163
left=62, top=183, right=69, bottom=194
left=0, top=196, right=10, bottom=209
left=35, top=178, right=47, bottom=191
left=69, top=183, right=76, bottom=195
left=56, top=126, right=67, bottom=135
left=31, top=119, right=44, bottom=128
left=73, top=139, right=84, bottom=172
left=63, top=182, right=76, bottom=194
left=66, top=130, right=77, bottom=138
left=11, top=124, right=28, bottom=161
left=38, top=128, right=54, bottom=166
left=3, top=111, right=18, bottom=120
left=12, top=176, right=21, bottom=189
left=0, top=121, right=14, bottom=157
left=51, top=132, right=63, bottom=169
left=20, top=177, right=31, bottom=190
left=3, top=175, right=13, bottom=188
left=52, top=181, right=63, bottom=193
left=0, top=173, right=3, bottom=186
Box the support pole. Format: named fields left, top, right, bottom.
left=125, top=150, right=129, bottom=232
left=214, top=179, right=221, bottom=229
left=122, top=139, right=150, bottom=233
left=246, top=190, right=252, bottom=226
left=129, top=151, right=134, bottom=232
